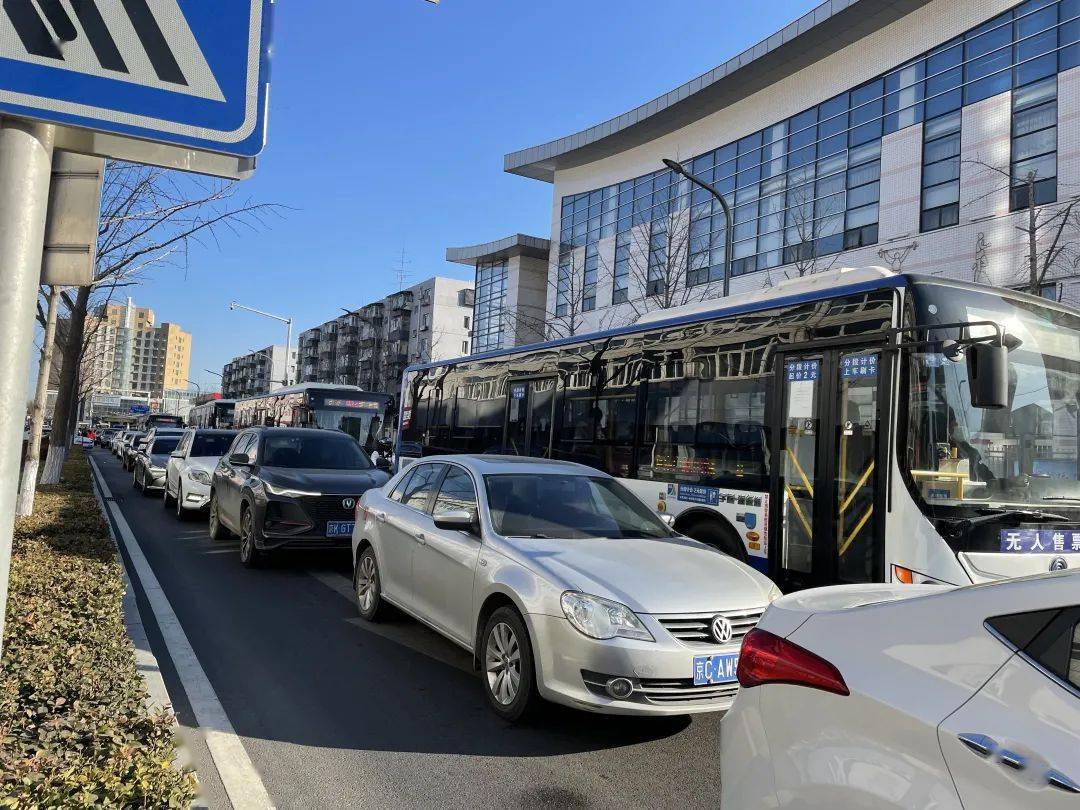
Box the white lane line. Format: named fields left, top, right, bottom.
left=90, top=457, right=275, bottom=810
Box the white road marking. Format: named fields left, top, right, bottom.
left=90, top=456, right=274, bottom=810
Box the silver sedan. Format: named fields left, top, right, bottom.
left=352, top=455, right=780, bottom=721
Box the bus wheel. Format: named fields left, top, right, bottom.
left=682, top=518, right=748, bottom=563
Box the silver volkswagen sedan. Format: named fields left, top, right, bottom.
left=352, top=455, right=780, bottom=721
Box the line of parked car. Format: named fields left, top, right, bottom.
left=96, top=425, right=1080, bottom=807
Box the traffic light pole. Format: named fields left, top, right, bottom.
left=0, top=118, right=55, bottom=658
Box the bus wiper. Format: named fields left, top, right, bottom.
left=944, top=508, right=1069, bottom=539
left=1040, top=496, right=1080, bottom=503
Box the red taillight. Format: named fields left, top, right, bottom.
left=737, top=628, right=849, bottom=696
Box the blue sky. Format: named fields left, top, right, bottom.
left=137, top=0, right=819, bottom=390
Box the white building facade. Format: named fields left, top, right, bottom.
left=503, top=0, right=1080, bottom=332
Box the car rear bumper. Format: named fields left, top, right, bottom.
left=527, top=613, right=739, bottom=716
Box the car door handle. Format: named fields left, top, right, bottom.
left=1047, top=769, right=1080, bottom=793
left=958, top=733, right=997, bottom=757
left=415, top=532, right=426, bottom=545
left=998, top=749, right=1026, bottom=771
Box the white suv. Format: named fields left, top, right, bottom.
left=163, top=428, right=238, bottom=519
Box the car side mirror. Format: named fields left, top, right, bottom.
left=967, top=342, right=1008, bottom=409
left=433, top=508, right=479, bottom=533
left=170, top=450, right=184, bottom=458
left=660, top=514, right=676, bottom=528
left=228, top=452, right=252, bottom=466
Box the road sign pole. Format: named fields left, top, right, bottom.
left=0, top=117, right=55, bottom=658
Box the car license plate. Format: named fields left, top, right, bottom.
left=326, top=521, right=355, bottom=537
left=693, top=652, right=739, bottom=685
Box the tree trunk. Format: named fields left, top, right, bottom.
left=15, top=286, right=60, bottom=515
left=40, top=285, right=90, bottom=484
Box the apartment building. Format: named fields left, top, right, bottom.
left=490, top=0, right=1080, bottom=332
left=81, top=298, right=192, bottom=398
left=221, top=345, right=297, bottom=399
left=296, top=276, right=474, bottom=398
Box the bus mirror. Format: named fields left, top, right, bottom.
left=967, top=342, right=1008, bottom=409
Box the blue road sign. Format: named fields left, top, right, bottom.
left=130, top=404, right=150, bottom=414
left=0, top=0, right=271, bottom=158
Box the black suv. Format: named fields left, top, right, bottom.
left=209, top=427, right=390, bottom=568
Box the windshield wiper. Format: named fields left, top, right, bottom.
left=505, top=533, right=553, bottom=539
left=1040, top=496, right=1080, bottom=503
left=943, top=508, right=1069, bottom=539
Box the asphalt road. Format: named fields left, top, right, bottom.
left=91, top=449, right=726, bottom=809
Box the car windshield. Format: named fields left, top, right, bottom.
left=262, top=434, right=373, bottom=470
left=906, top=282, right=1080, bottom=509
left=191, top=433, right=236, bottom=457
left=151, top=438, right=180, bottom=455
left=484, top=473, right=674, bottom=539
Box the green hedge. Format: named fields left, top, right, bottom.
left=0, top=449, right=196, bottom=807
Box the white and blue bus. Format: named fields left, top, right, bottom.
left=187, top=399, right=236, bottom=429
left=397, top=267, right=1080, bottom=590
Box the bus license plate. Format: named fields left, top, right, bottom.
left=326, top=521, right=355, bottom=537
left=693, top=652, right=739, bottom=685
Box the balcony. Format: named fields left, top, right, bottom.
left=387, top=328, right=409, bottom=342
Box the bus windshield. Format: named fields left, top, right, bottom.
left=905, top=282, right=1080, bottom=509
left=312, top=408, right=384, bottom=453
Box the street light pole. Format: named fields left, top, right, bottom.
left=662, top=158, right=734, bottom=297
left=228, top=301, right=294, bottom=385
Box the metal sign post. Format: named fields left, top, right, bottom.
left=0, top=117, right=55, bottom=654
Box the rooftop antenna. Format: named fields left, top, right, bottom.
left=394, top=246, right=411, bottom=291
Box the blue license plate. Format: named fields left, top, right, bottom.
left=693, top=652, right=739, bottom=685
left=326, top=521, right=355, bottom=537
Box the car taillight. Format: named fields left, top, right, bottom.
left=737, top=628, right=849, bottom=696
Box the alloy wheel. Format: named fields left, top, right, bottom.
left=175, top=484, right=183, bottom=519
left=355, top=554, right=377, bottom=613
left=485, top=622, right=521, bottom=706
left=240, top=511, right=255, bottom=563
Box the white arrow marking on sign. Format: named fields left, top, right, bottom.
left=0, top=0, right=224, bottom=102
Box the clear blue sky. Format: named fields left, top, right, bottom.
left=135, top=0, right=818, bottom=391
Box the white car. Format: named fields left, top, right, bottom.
left=721, top=570, right=1080, bottom=809
left=353, top=455, right=780, bottom=721
left=163, top=428, right=238, bottom=519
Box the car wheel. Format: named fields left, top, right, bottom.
left=353, top=547, right=384, bottom=621
left=163, top=479, right=176, bottom=508
left=238, top=506, right=265, bottom=569
left=140, top=468, right=154, bottom=497
left=683, top=518, right=748, bottom=562
left=208, top=492, right=232, bottom=541
left=132, top=466, right=142, bottom=491
left=481, top=607, right=539, bottom=722
left=175, top=483, right=187, bottom=521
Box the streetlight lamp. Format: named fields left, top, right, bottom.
left=662, top=158, right=734, bottom=297
left=204, top=369, right=222, bottom=379
left=228, top=301, right=294, bottom=384
left=186, top=379, right=201, bottom=397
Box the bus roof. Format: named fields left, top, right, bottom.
left=232, top=383, right=392, bottom=402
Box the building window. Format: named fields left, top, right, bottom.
left=472, top=258, right=507, bottom=354
left=1010, top=76, right=1057, bottom=210
left=463, top=315, right=470, bottom=329
left=612, top=229, right=630, bottom=304
left=920, top=110, right=961, bottom=232
left=462, top=340, right=469, bottom=354
left=555, top=249, right=572, bottom=317
left=582, top=243, right=598, bottom=311
left=647, top=218, right=669, bottom=296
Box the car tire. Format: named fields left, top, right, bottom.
left=481, top=607, right=540, bottom=723
left=208, top=492, right=232, bottom=541
left=174, top=483, right=188, bottom=521
left=163, top=480, right=176, bottom=508
left=238, top=505, right=266, bottom=569
left=683, top=518, right=748, bottom=563
left=132, top=467, right=142, bottom=491
left=353, top=546, right=384, bottom=621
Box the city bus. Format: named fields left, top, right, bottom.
left=233, top=383, right=393, bottom=455
left=136, top=413, right=185, bottom=431
left=397, top=267, right=1080, bottom=590
left=187, top=399, right=236, bottom=429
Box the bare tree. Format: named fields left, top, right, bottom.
left=783, top=180, right=843, bottom=279
left=37, top=162, right=282, bottom=485
left=964, top=157, right=1080, bottom=298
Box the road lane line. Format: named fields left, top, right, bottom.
left=90, top=456, right=275, bottom=810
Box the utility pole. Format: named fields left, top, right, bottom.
left=228, top=301, right=294, bottom=385
left=0, top=118, right=55, bottom=659
left=16, top=285, right=61, bottom=516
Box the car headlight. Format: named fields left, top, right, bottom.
left=189, top=469, right=211, bottom=485
left=263, top=481, right=322, bottom=498
left=767, top=584, right=783, bottom=604
left=560, top=592, right=654, bottom=642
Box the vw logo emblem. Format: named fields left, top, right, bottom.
left=1050, top=556, right=1069, bottom=572
left=710, top=615, right=734, bottom=645
left=342, top=497, right=356, bottom=510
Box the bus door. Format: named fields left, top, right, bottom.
left=505, top=378, right=556, bottom=458
left=771, top=347, right=889, bottom=590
